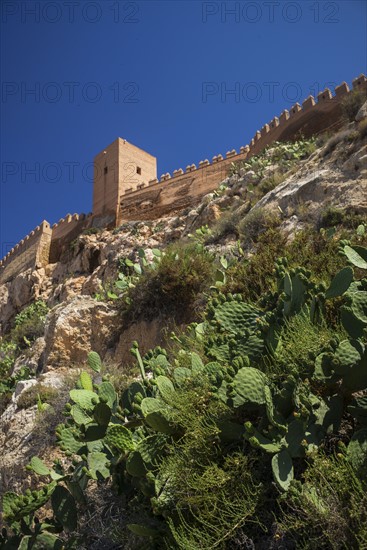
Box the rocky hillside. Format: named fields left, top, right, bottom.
left=0, top=102, right=366, bottom=549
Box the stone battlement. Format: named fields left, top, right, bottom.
left=118, top=74, right=366, bottom=223
left=0, top=221, right=52, bottom=283
left=1, top=73, right=366, bottom=282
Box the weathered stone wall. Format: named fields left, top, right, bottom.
left=118, top=74, right=367, bottom=222
left=49, top=213, right=91, bottom=263
left=0, top=221, right=52, bottom=284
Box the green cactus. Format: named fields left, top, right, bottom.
left=342, top=244, right=367, bottom=269
left=87, top=350, right=102, bottom=373
left=131, top=341, right=146, bottom=380
left=348, top=395, right=367, bottom=426
left=191, top=352, right=205, bottom=373
left=340, top=306, right=366, bottom=339
left=69, top=389, right=99, bottom=411
left=3, top=483, right=57, bottom=522
left=271, top=449, right=294, bottom=491
left=155, top=375, right=176, bottom=402
left=70, top=403, right=93, bottom=426
left=210, top=295, right=264, bottom=334
left=87, top=451, right=111, bottom=480
left=28, top=456, right=51, bottom=476
left=79, top=371, right=93, bottom=391
left=105, top=425, right=135, bottom=452
left=98, top=381, right=117, bottom=409
left=173, top=367, right=192, bottom=386
left=51, top=485, right=77, bottom=532
left=56, top=426, right=86, bottom=455
left=93, top=402, right=112, bottom=426
left=126, top=450, right=146, bottom=477
left=137, top=434, right=168, bottom=467
left=141, top=397, right=175, bottom=434
left=122, top=381, right=147, bottom=414
left=350, top=291, right=367, bottom=324
left=325, top=266, right=354, bottom=299
left=347, top=428, right=367, bottom=474
left=228, top=367, right=269, bottom=408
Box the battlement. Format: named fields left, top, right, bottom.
left=117, top=73, right=366, bottom=221
left=0, top=221, right=52, bottom=283
left=1, top=73, right=366, bottom=282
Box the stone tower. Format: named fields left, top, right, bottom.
left=93, top=138, right=157, bottom=226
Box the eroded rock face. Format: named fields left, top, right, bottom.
left=356, top=100, right=367, bottom=122
left=111, top=317, right=177, bottom=366
left=251, top=141, right=367, bottom=220
left=43, top=296, right=121, bottom=368
left=12, top=337, right=46, bottom=375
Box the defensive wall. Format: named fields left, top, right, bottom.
left=0, top=221, right=52, bottom=284
left=0, top=73, right=366, bottom=283
left=118, top=74, right=367, bottom=222
left=0, top=214, right=91, bottom=284
left=49, top=213, right=91, bottom=263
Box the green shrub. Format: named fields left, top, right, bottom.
left=0, top=340, right=17, bottom=378
left=124, top=243, right=215, bottom=321
left=204, top=208, right=243, bottom=243
left=12, top=301, right=49, bottom=348
left=82, top=227, right=102, bottom=235
left=280, top=454, right=367, bottom=549
left=257, top=171, right=286, bottom=197
left=238, top=208, right=281, bottom=247
left=341, top=89, right=367, bottom=122
left=320, top=128, right=357, bottom=157
left=17, top=383, right=58, bottom=410
left=358, top=117, right=367, bottom=139
left=223, top=227, right=286, bottom=302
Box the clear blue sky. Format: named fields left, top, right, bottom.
left=1, top=0, right=366, bottom=255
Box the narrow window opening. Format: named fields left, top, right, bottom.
left=104, top=166, right=108, bottom=175
left=136, top=166, right=142, bottom=175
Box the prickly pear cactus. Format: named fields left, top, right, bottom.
left=226, top=367, right=269, bottom=408
left=87, top=350, right=102, bottom=373
left=3, top=483, right=57, bottom=522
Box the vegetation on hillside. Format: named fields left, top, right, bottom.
left=0, top=301, right=48, bottom=414
left=1, top=125, right=367, bottom=549
left=1, top=233, right=367, bottom=549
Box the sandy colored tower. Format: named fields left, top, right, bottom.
left=93, top=138, right=157, bottom=226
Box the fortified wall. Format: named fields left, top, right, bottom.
left=0, top=73, right=366, bottom=284
left=0, top=214, right=91, bottom=284
left=117, top=74, right=367, bottom=222
left=0, top=222, right=52, bottom=284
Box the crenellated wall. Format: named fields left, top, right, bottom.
left=49, top=213, right=91, bottom=263
left=118, top=73, right=367, bottom=222
left=1, top=73, right=366, bottom=282
left=0, top=221, right=52, bottom=283
left=0, top=213, right=92, bottom=283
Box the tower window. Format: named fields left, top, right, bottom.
left=136, top=166, right=142, bottom=175
left=104, top=166, right=108, bottom=175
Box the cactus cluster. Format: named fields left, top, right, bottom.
left=2, top=241, right=367, bottom=546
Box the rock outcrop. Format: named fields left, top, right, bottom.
left=43, top=296, right=121, bottom=368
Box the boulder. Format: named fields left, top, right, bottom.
left=43, top=296, right=121, bottom=368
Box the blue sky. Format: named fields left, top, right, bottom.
left=1, top=0, right=366, bottom=255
